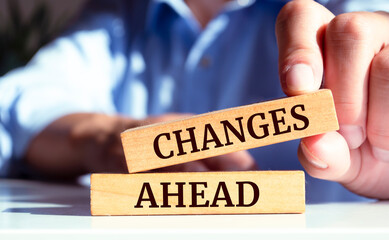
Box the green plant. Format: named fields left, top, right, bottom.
left=0, top=0, right=70, bottom=76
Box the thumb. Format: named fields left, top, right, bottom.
left=276, top=0, right=334, bottom=96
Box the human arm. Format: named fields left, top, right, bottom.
left=25, top=113, right=256, bottom=179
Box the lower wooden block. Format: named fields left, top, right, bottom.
left=90, top=171, right=305, bottom=216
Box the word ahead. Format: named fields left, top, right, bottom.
left=90, top=171, right=305, bottom=215
left=121, top=90, right=338, bottom=173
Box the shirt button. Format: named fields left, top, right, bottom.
left=200, top=56, right=211, bottom=68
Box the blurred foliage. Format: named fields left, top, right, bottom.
left=0, top=0, right=70, bottom=76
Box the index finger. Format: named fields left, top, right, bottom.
left=276, top=0, right=334, bottom=95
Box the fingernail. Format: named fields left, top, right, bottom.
left=300, top=142, right=328, bottom=169
left=339, top=125, right=365, bottom=149
left=372, top=147, right=389, bottom=162
left=285, top=64, right=315, bottom=92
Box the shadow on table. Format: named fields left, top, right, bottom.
left=2, top=179, right=91, bottom=216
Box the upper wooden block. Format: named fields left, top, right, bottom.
left=121, top=89, right=338, bottom=173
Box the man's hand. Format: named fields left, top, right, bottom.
left=26, top=113, right=256, bottom=179
left=276, top=0, right=389, bottom=199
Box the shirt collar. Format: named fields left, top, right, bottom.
left=147, top=0, right=258, bottom=32
left=155, top=0, right=257, bottom=14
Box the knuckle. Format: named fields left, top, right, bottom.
left=327, top=13, right=371, bottom=43
left=371, top=49, right=389, bottom=95
left=283, top=47, right=321, bottom=64
left=372, top=50, right=389, bottom=77
left=368, top=127, right=389, bottom=145
left=276, top=0, right=314, bottom=29
left=278, top=1, right=304, bottom=19
left=335, top=98, right=359, bottom=110
left=333, top=98, right=363, bottom=121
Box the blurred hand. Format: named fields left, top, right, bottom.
left=26, top=113, right=256, bottom=178
left=151, top=150, right=257, bottom=173
left=276, top=0, right=389, bottom=199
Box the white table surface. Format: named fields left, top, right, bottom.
left=1, top=178, right=389, bottom=239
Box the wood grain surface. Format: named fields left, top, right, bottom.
left=91, top=171, right=305, bottom=216
left=121, top=90, right=338, bottom=173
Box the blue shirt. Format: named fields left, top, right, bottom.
left=1, top=0, right=388, bottom=202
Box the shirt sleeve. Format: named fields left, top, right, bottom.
left=0, top=11, right=128, bottom=177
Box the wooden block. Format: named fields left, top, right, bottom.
left=91, top=171, right=305, bottom=216
left=121, top=89, right=338, bottom=173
